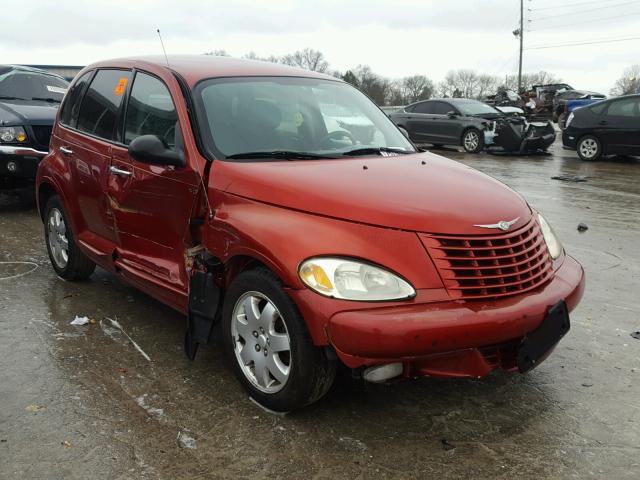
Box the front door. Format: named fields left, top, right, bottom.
left=108, top=71, right=201, bottom=309
left=597, top=97, right=640, bottom=155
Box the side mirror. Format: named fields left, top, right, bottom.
left=446, top=111, right=457, bottom=118
left=128, top=135, right=185, bottom=167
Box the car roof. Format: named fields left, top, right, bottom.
left=82, top=55, right=339, bottom=88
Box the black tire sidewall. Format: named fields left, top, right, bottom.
left=577, top=135, right=602, bottom=161
left=221, top=268, right=329, bottom=412
left=44, top=195, right=91, bottom=279
left=462, top=128, right=484, bottom=153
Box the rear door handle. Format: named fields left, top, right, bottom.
left=109, top=166, right=132, bottom=177
left=598, top=120, right=608, bottom=125
left=59, top=146, right=73, bottom=155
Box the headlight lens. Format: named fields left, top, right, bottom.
left=299, top=257, right=415, bottom=301
left=538, top=214, right=563, bottom=260
left=0, top=126, right=28, bottom=143
left=566, top=112, right=574, bottom=128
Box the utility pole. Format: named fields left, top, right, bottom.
left=518, top=0, right=524, bottom=92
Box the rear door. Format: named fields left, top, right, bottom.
left=406, top=101, right=437, bottom=142
left=108, top=70, right=200, bottom=307
left=598, top=97, right=640, bottom=155
left=58, top=68, right=132, bottom=251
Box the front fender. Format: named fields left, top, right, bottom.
left=204, top=191, right=443, bottom=292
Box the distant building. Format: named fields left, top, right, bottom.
left=21, top=65, right=84, bottom=81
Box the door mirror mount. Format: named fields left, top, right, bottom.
left=128, top=135, right=185, bottom=167
left=446, top=111, right=457, bottom=118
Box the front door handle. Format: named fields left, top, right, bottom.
left=109, top=166, right=132, bottom=177
left=59, top=146, right=73, bottom=155
left=598, top=120, right=608, bottom=125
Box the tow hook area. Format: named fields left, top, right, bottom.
left=185, top=247, right=223, bottom=360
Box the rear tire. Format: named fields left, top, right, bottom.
left=221, top=268, right=336, bottom=412
left=44, top=195, right=96, bottom=280
left=576, top=135, right=602, bottom=161
left=462, top=128, right=484, bottom=153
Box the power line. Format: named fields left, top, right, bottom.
left=529, top=0, right=639, bottom=22
left=525, top=35, right=640, bottom=49
left=527, top=10, right=640, bottom=31
left=529, top=0, right=626, bottom=12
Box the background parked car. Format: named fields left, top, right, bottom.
left=562, top=94, right=640, bottom=161
left=0, top=65, right=68, bottom=191
left=552, top=90, right=606, bottom=128
left=389, top=98, right=499, bottom=153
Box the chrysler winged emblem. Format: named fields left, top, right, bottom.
left=474, top=217, right=520, bottom=231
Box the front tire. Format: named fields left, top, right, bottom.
left=44, top=195, right=95, bottom=280
left=577, top=135, right=602, bottom=161
left=221, top=268, right=336, bottom=412
left=462, top=128, right=483, bottom=153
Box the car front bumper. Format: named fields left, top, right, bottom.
left=562, top=129, right=578, bottom=149
left=323, top=254, right=584, bottom=378
left=0, top=145, right=48, bottom=185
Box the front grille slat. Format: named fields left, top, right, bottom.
left=423, top=217, right=554, bottom=300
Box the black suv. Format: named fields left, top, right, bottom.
left=0, top=65, right=69, bottom=190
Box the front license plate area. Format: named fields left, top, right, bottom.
left=517, top=300, right=570, bottom=373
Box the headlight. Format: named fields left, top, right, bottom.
left=565, top=112, right=574, bottom=128
left=0, top=126, right=28, bottom=143
left=298, top=257, right=415, bottom=301
left=538, top=214, right=563, bottom=260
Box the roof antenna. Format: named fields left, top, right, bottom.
left=156, top=29, right=169, bottom=66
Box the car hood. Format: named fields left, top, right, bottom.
left=0, top=100, right=58, bottom=125
left=211, top=151, right=532, bottom=235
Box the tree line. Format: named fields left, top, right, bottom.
left=205, top=48, right=636, bottom=105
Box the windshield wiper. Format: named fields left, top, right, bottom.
left=226, top=150, right=337, bottom=160
left=341, top=146, right=411, bottom=157
left=31, top=97, right=62, bottom=103
left=0, top=95, right=28, bottom=101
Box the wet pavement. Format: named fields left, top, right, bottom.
left=1, top=140, right=639, bottom=479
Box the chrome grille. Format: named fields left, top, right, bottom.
left=421, top=217, right=554, bottom=300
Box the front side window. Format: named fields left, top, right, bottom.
left=60, top=71, right=93, bottom=127
left=194, top=76, right=415, bottom=159
left=76, top=69, right=132, bottom=142
left=605, top=98, right=639, bottom=118
left=431, top=102, right=453, bottom=115
left=124, top=72, right=179, bottom=148
left=0, top=67, right=68, bottom=102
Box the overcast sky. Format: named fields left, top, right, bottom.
left=2, top=0, right=639, bottom=93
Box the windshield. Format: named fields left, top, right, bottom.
left=456, top=101, right=501, bottom=116
left=194, top=76, right=415, bottom=159
left=0, top=67, right=68, bottom=102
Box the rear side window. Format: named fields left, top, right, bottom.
left=124, top=72, right=179, bottom=148
left=589, top=102, right=607, bottom=115
left=59, top=71, right=93, bottom=127
left=605, top=98, right=639, bottom=117
left=76, top=69, right=132, bottom=142
left=413, top=102, right=433, bottom=114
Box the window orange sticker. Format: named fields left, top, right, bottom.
left=114, top=77, right=129, bottom=96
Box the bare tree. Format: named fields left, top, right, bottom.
left=402, top=75, right=435, bottom=103
left=280, top=48, right=329, bottom=73
left=476, top=74, right=501, bottom=99
left=204, top=49, right=230, bottom=57
left=505, top=71, right=562, bottom=92
left=611, top=64, right=640, bottom=96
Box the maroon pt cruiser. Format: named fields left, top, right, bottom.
left=36, top=56, right=585, bottom=411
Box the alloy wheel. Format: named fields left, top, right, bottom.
left=579, top=138, right=598, bottom=159
left=464, top=131, right=480, bottom=151
left=231, top=291, right=291, bottom=394
left=47, top=208, right=69, bottom=269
